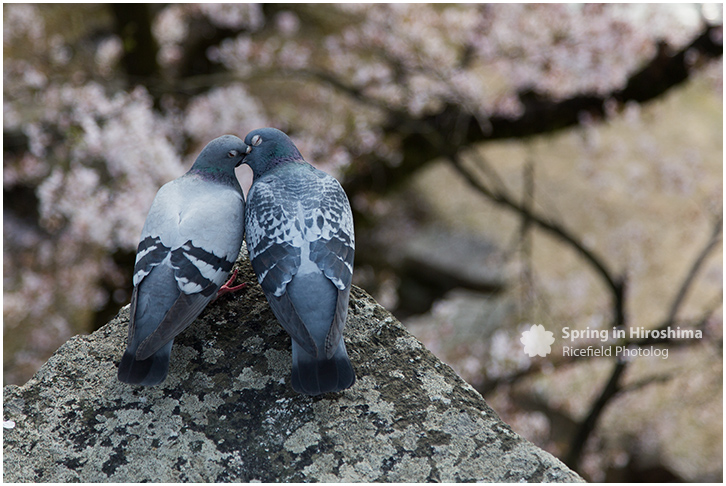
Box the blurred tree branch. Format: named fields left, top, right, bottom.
left=446, top=148, right=625, bottom=473
left=564, top=214, right=722, bottom=469
left=449, top=151, right=626, bottom=305
left=444, top=148, right=721, bottom=471
left=340, top=24, right=723, bottom=196
left=146, top=22, right=722, bottom=197
left=323, top=20, right=720, bottom=471
left=663, top=214, right=723, bottom=327
left=517, top=157, right=536, bottom=322
left=478, top=304, right=720, bottom=396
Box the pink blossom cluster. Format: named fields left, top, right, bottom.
left=183, top=84, right=267, bottom=148
left=154, top=4, right=264, bottom=69
left=4, top=81, right=184, bottom=383
left=29, top=83, right=183, bottom=249
left=202, top=3, right=719, bottom=170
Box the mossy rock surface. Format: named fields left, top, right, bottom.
left=3, top=251, right=582, bottom=482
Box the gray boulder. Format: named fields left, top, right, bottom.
left=3, top=252, right=582, bottom=482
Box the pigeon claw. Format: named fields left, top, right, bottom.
left=214, top=268, right=247, bottom=300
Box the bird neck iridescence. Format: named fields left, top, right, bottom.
left=254, top=156, right=307, bottom=180
left=187, top=167, right=240, bottom=188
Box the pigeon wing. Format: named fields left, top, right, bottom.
left=306, top=172, right=355, bottom=358
left=128, top=233, right=169, bottom=342
left=131, top=178, right=245, bottom=360
left=246, top=177, right=317, bottom=355
left=135, top=286, right=216, bottom=360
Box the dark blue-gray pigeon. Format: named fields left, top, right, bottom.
left=118, top=135, right=248, bottom=386
left=241, top=127, right=355, bottom=396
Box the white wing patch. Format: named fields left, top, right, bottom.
left=134, top=176, right=245, bottom=297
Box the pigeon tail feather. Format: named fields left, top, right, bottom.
left=118, top=340, right=173, bottom=386
left=291, top=339, right=355, bottom=396
left=284, top=271, right=355, bottom=395
left=120, top=262, right=180, bottom=386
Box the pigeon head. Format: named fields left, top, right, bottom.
left=190, top=135, right=248, bottom=184
left=242, top=127, right=305, bottom=178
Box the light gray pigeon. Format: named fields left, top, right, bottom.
left=241, top=127, right=355, bottom=396
left=118, top=135, right=248, bottom=386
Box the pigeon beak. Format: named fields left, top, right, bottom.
left=236, top=144, right=252, bottom=167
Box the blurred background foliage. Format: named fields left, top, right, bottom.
left=3, top=3, right=722, bottom=481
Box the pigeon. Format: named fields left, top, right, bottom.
left=118, top=135, right=248, bottom=386
left=241, top=127, right=355, bottom=396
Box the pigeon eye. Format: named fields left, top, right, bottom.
left=227, top=150, right=238, bottom=158
left=251, top=135, right=262, bottom=146
left=245, top=145, right=252, bottom=154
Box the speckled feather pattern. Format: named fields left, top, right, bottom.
left=245, top=162, right=354, bottom=298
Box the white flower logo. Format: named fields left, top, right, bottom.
left=520, top=324, right=555, bottom=357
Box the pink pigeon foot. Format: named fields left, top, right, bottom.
left=214, top=268, right=247, bottom=300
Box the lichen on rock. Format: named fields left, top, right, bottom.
left=3, top=252, right=582, bottom=482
